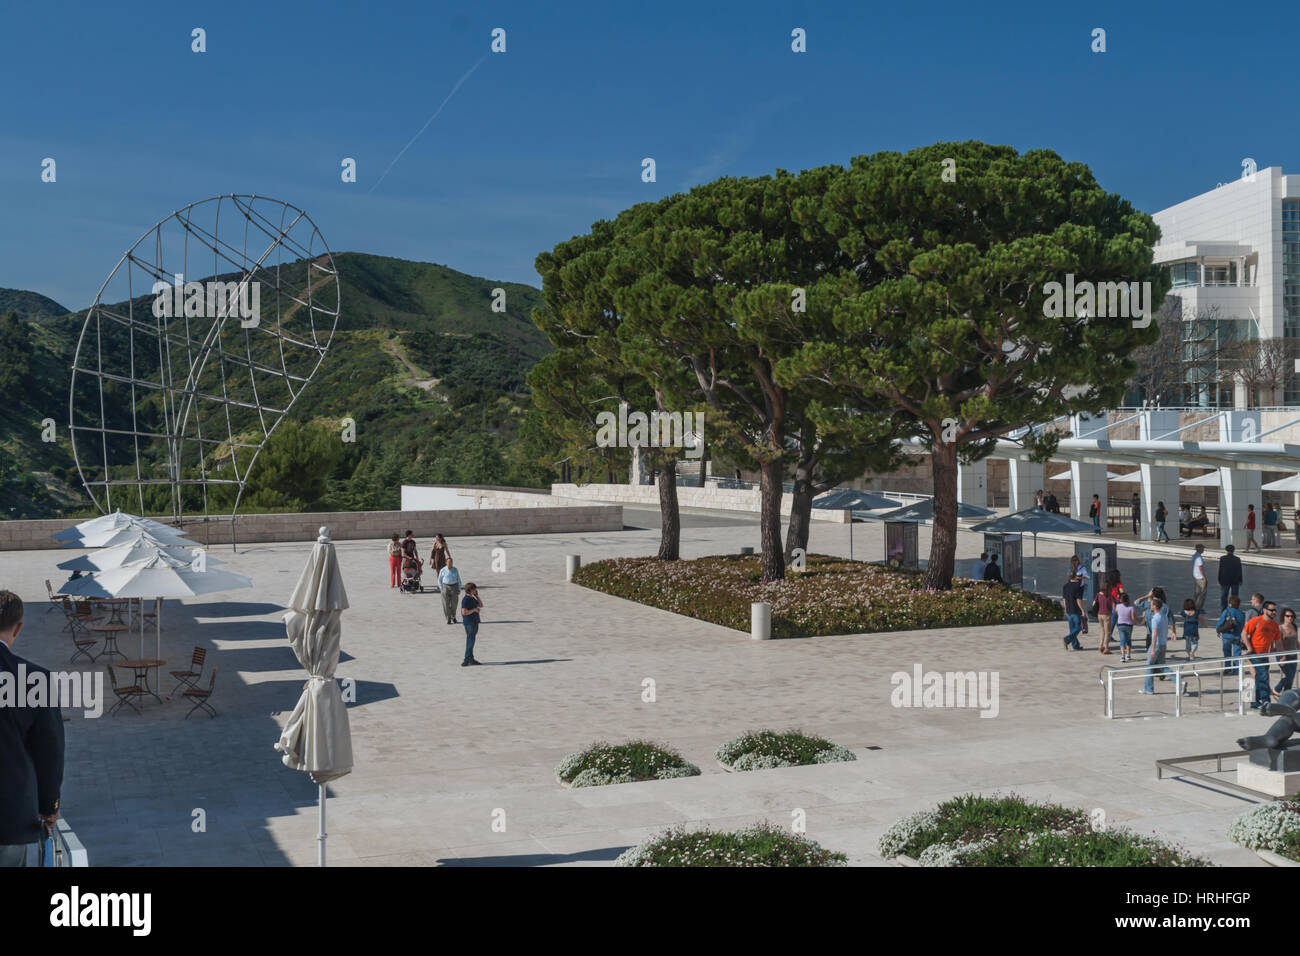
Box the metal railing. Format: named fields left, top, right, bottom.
left=38, top=818, right=89, bottom=867
left=1099, top=648, right=1299, bottom=718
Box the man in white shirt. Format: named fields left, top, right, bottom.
left=438, top=557, right=463, bottom=625
left=970, top=552, right=988, bottom=581
left=1191, top=543, right=1207, bottom=612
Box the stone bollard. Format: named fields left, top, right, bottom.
left=565, top=554, right=581, bottom=581
left=751, top=602, right=771, bottom=641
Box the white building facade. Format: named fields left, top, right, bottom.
left=1151, top=166, right=1300, bottom=406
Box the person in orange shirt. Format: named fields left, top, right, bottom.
left=1242, top=601, right=1282, bottom=709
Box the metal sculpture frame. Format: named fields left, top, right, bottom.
left=69, top=195, right=340, bottom=548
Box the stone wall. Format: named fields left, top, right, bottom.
left=0, top=504, right=623, bottom=552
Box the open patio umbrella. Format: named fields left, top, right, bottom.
left=58, top=521, right=200, bottom=550
left=56, top=551, right=251, bottom=657
left=55, top=532, right=222, bottom=573
left=274, top=527, right=352, bottom=867
left=970, top=507, right=1095, bottom=557
left=53, top=510, right=185, bottom=544
left=811, top=489, right=903, bottom=561
left=869, top=498, right=996, bottom=522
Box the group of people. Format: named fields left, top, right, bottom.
left=386, top=531, right=484, bottom=666
left=1060, top=544, right=1298, bottom=707
left=969, top=552, right=1003, bottom=583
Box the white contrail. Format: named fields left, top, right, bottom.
left=368, top=56, right=488, bottom=194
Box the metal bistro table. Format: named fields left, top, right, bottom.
left=90, top=623, right=129, bottom=661
left=117, top=659, right=166, bottom=705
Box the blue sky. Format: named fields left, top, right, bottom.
left=0, top=0, right=1291, bottom=309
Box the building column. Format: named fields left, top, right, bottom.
left=957, top=458, right=987, bottom=507
left=1218, top=411, right=1262, bottom=549
left=1007, top=458, right=1044, bottom=512
left=1069, top=415, right=1108, bottom=529
left=1138, top=410, right=1181, bottom=541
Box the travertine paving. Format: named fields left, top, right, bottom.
left=4, top=514, right=1289, bottom=866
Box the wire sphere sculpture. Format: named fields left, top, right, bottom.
left=69, top=195, right=339, bottom=538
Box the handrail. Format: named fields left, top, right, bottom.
left=1099, top=648, right=1299, bottom=719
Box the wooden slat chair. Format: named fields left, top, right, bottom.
left=66, top=625, right=98, bottom=664
left=168, top=647, right=206, bottom=698
left=183, top=667, right=218, bottom=719
left=61, top=597, right=102, bottom=638
left=44, top=580, right=61, bottom=614
left=107, top=664, right=143, bottom=716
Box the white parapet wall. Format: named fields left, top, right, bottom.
left=401, top=485, right=578, bottom=511
left=549, top=482, right=851, bottom=522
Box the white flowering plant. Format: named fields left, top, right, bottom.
left=717, top=729, right=856, bottom=771
left=614, top=821, right=847, bottom=867
left=1227, top=798, right=1300, bottom=860
left=556, top=740, right=701, bottom=787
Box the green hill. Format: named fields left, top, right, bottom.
left=0, top=288, right=70, bottom=319
left=0, top=253, right=555, bottom=518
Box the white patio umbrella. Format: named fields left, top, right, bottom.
left=57, top=551, right=252, bottom=657
left=53, top=510, right=187, bottom=545
left=59, top=521, right=200, bottom=550
left=274, top=527, right=352, bottom=867
left=55, top=532, right=223, bottom=572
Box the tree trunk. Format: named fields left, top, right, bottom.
left=695, top=444, right=709, bottom=487
left=922, top=440, right=958, bottom=591
left=759, top=458, right=785, bottom=582
left=785, top=455, right=815, bottom=559
left=656, top=459, right=680, bottom=560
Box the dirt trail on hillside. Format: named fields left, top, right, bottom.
left=381, top=336, right=440, bottom=391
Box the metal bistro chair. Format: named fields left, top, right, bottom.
left=44, top=580, right=61, bottom=615
left=168, top=647, right=207, bottom=698
left=183, top=667, right=218, bottom=719
left=61, top=597, right=102, bottom=640
left=106, top=664, right=144, bottom=716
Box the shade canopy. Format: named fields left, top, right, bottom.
left=871, top=498, right=996, bottom=522
left=51, top=509, right=180, bottom=543
left=55, top=533, right=221, bottom=573
left=1047, top=469, right=1134, bottom=482
left=1180, top=471, right=1222, bottom=488
left=811, top=488, right=903, bottom=511
left=59, top=521, right=200, bottom=550
left=971, top=508, right=1095, bottom=535
left=1263, top=474, right=1300, bottom=492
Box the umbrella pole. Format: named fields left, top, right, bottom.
left=318, top=783, right=327, bottom=867
left=156, top=597, right=161, bottom=661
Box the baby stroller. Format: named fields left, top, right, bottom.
left=399, top=556, right=425, bottom=593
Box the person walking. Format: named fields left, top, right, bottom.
left=1095, top=585, right=1114, bottom=654
left=1062, top=573, right=1085, bottom=651
left=1217, top=544, right=1243, bottom=611
left=438, top=557, right=462, bottom=625
left=1067, top=554, right=1091, bottom=594
left=1180, top=598, right=1201, bottom=660
left=1154, top=501, right=1170, bottom=543
left=1274, top=607, right=1297, bottom=698
left=1139, top=597, right=1172, bottom=694
left=1216, top=595, right=1246, bottom=675
left=460, top=583, right=482, bottom=667
left=1191, top=543, right=1208, bottom=613
left=401, top=529, right=419, bottom=564
left=0, top=591, right=64, bottom=867
left=1089, top=494, right=1102, bottom=535
left=1130, top=491, right=1140, bottom=535
left=970, top=552, right=988, bottom=581
left=1245, top=504, right=1260, bottom=552
left=429, top=534, right=452, bottom=582
left=387, top=533, right=403, bottom=589
left=1241, top=601, right=1281, bottom=709
left=1263, top=503, right=1278, bottom=548
left=982, top=554, right=1003, bottom=583
left=1034, top=490, right=1044, bottom=510
left=1115, top=592, right=1135, bottom=663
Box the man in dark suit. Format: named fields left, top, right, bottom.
left=0, top=590, right=64, bottom=866
left=1218, top=545, right=1244, bottom=612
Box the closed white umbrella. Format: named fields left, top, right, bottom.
left=57, top=550, right=252, bottom=657
left=274, top=526, right=352, bottom=867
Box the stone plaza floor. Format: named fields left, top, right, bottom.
left=4, top=509, right=1296, bottom=866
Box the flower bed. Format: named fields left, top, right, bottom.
left=716, top=729, right=856, bottom=771
left=1227, top=797, right=1300, bottom=862
left=877, top=794, right=1209, bottom=867
left=614, top=822, right=847, bottom=866
left=570, top=554, right=1061, bottom=638
left=555, top=740, right=700, bottom=788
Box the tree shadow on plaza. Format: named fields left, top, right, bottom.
left=437, top=845, right=630, bottom=866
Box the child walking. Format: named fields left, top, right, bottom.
left=1180, top=598, right=1201, bottom=660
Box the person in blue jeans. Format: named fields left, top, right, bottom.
left=1180, top=598, right=1201, bottom=660
left=1216, top=595, right=1246, bottom=674
left=1062, top=573, right=1085, bottom=650
left=460, top=583, right=482, bottom=667
left=1089, top=494, right=1102, bottom=535
left=1140, top=598, right=1173, bottom=694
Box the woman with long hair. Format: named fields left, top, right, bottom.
left=387, top=533, right=402, bottom=589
